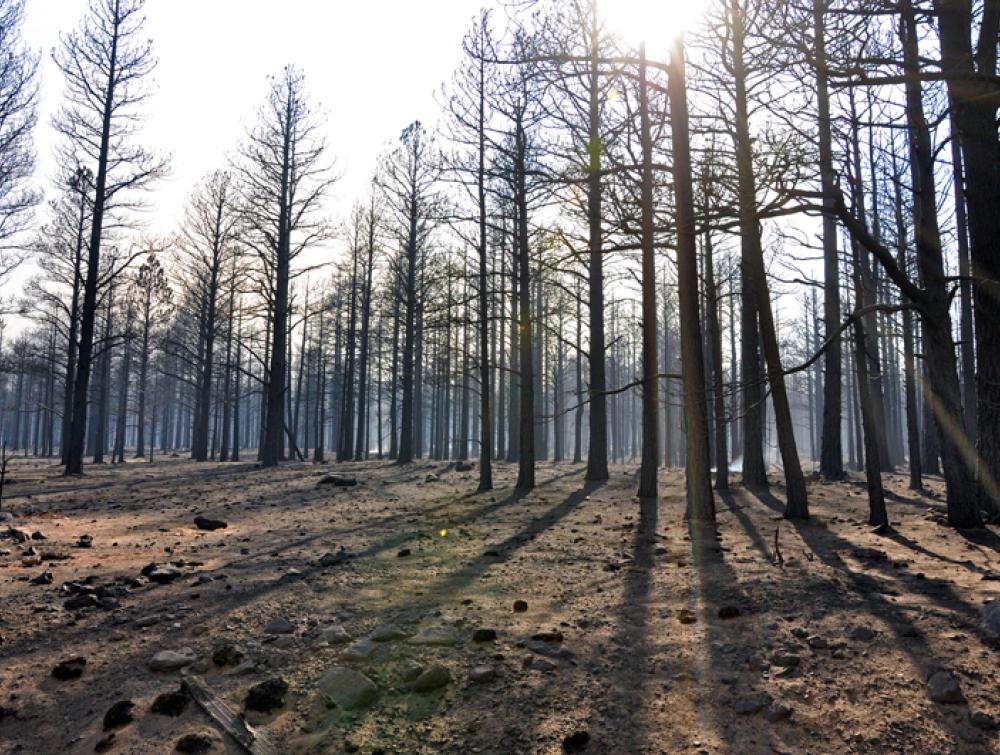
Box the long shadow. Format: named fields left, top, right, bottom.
left=883, top=529, right=995, bottom=577
left=956, top=526, right=1000, bottom=558
left=719, top=490, right=774, bottom=564
left=743, top=487, right=995, bottom=750
left=587, top=492, right=658, bottom=754
left=2, top=469, right=598, bottom=752
left=749, top=488, right=985, bottom=621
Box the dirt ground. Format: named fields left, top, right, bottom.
left=0, top=456, right=998, bottom=755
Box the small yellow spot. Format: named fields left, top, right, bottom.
left=439, top=529, right=448, bottom=538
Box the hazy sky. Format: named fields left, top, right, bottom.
left=22, top=0, right=488, bottom=239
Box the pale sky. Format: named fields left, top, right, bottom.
left=22, top=0, right=488, bottom=240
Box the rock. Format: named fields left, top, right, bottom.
left=175, top=731, right=221, bottom=753
left=677, top=609, right=696, bottom=625
left=850, top=626, right=876, bottom=642
left=455, top=461, right=474, bottom=472
left=245, top=677, right=288, bottom=712
left=526, top=656, right=557, bottom=672
left=317, top=667, right=378, bottom=710
left=193, top=516, right=227, bottom=531
left=734, top=699, right=763, bottom=715
left=513, top=600, right=528, bottom=613
left=401, top=660, right=424, bottom=682
left=318, top=474, right=357, bottom=487
left=30, top=531, right=46, bottom=541
left=531, top=630, right=563, bottom=643
left=52, top=657, right=86, bottom=681
left=263, top=617, right=295, bottom=635
left=764, top=702, right=793, bottom=722
left=718, top=606, right=741, bottom=620
left=425, top=474, right=439, bottom=483
left=984, top=601, right=1000, bottom=637
left=318, top=550, right=350, bottom=567
left=31, top=570, right=53, bottom=586
left=970, top=711, right=997, bottom=730
left=63, top=593, right=97, bottom=611
left=525, top=640, right=562, bottom=658
left=211, top=643, right=245, bottom=667
left=2, top=527, right=28, bottom=543
left=411, top=663, right=451, bottom=692
left=369, top=623, right=409, bottom=642
left=272, top=635, right=295, bottom=649
left=319, top=625, right=352, bottom=645
left=76, top=534, right=93, bottom=548
left=226, top=659, right=257, bottom=676
left=408, top=625, right=459, bottom=646
left=102, top=700, right=135, bottom=731
left=94, top=733, right=116, bottom=752
left=562, top=730, right=590, bottom=752
left=143, top=563, right=183, bottom=584
left=927, top=670, right=965, bottom=704
left=135, top=615, right=161, bottom=629
left=771, top=653, right=801, bottom=669
left=472, top=628, right=497, bottom=642
left=151, top=688, right=190, bottom=716
left=397, top=548, right=411, bottom=558
left=340, top=638, right=377, bottom=661
left=148, top=648, right=197, bottom=672
left=807, top=636, right=828, bottom=649
left=469, top=665, right=495, bottom=684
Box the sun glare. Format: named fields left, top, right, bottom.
left=603, top=0, right=711, bottom=54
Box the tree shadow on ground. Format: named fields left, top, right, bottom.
left=740, top=486, right=995, bottom=750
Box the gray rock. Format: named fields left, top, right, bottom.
left=984, top=601, right=1000, bottom=637
left=927, top=670, right=965, bottom=704
left=148, top=648, right=197, bottom=672
left=319, top=625, right=352, bottom=645
left=263, top=617, right=295, bottom=635
left=764, top=702, right=793, bottom=722
left=400, top=660, right=424, bottom=682
left=135, top=615, right=161, bottom=628
left=318, top=550, right=350, bottom=567
left=771, top=653, right=801, bottom=668
left=807, top=636, right=828, bottom=649
left=411, top=663, right=451, bottom=692
left=469, top=665, right=495, bottom=684
left=525, top=640, right=561, bottom=658
left=526, top=656, right=557, bottom=672
left=317, top=666, right=378, bottom=710
left=407, top=625, right=458, bottom=646
left=225, top=659, right=257, bottom=676
left=369, top=623, right=409, bottom=642
left=340, top=638, right=377, bottom=661
left=734, top=699, right=763, bottom=715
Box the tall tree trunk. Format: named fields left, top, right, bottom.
left=637, top=48, right=659, bottom=499
left=669, top=34, right=714, bottom=521
left=585, top=0, right=608, bottom=482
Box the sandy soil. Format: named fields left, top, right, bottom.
left=0, top=456, right=998, bottom=755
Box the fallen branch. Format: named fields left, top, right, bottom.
left=181, top=671, right=278, bottom=755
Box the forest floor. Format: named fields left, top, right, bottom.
left=0, top=457, right=998, bottom=755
